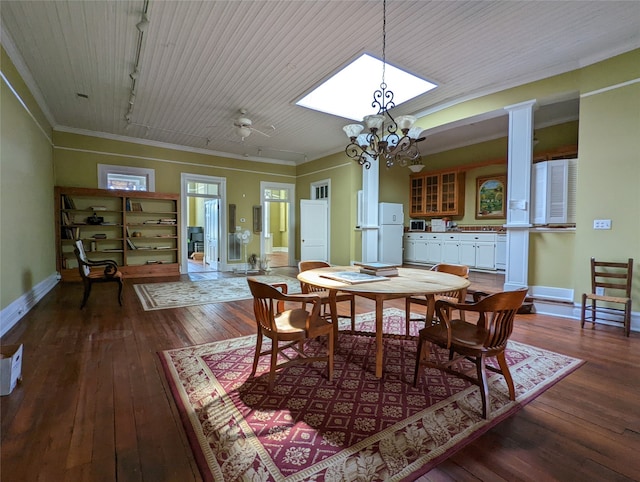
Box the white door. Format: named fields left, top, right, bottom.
left=204, top=199, right=219, bottom=269
left=300, top=199, right=328, bottom=261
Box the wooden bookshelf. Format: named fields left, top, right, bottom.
left=55, top=186, right=180, bottom=280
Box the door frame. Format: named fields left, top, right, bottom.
left=180, top=174, right=227, bottom=273
left=260, top=181, right=295, bottom=267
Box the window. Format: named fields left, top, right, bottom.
left=311, top=180, right=329, bottom=200
left=98, top=164, right=155, bottom=191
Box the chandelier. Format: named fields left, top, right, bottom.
left=343, top=0, right=424, bottom=171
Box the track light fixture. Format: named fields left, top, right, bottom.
left=136, top=14, right=149, bottom=32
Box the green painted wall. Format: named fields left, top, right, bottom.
left=529, top=232, right=576, bottom=288
left=573, top=80, right=640, bottom=303
left=1, top=47, right=55, bottom=310
left=52, top=131, right=296, bottom=261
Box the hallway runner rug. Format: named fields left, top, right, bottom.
left=159, top=308, right=583, bottom=481
left=134, top=275, right=300, bottom=310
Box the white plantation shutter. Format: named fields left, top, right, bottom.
left=532, top=159, right=577, bottom=225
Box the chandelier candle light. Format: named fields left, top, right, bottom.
left=343, top=0, right=425, bottom=171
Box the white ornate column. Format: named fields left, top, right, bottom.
left=503, top=100, right=536, bottom=291
left=361, top=155, right=380, bottom=262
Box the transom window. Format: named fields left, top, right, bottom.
left=98, top=164, right=155, bottom=191
left=311, top=180, right=330, bottom=200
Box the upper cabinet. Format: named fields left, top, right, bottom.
left=409, top=169, right=465, bottom=217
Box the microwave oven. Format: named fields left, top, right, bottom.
left=409, top=219, right=426, bottom=231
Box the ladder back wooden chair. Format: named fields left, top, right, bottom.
left=414, top=288, right=528, bottom=419
left=73, top=240, right=124, bottom=309
left=581, top=258, right=633, bottom=337
left=247, top=277, right=334, bottom=389
left=298, top=261, right=356, bottom=331
left=405, top=263, right=470, bottom=336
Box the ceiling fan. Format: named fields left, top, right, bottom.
left=206, top=109, right=275, bottom=141
left=229, top=109, right=275, bottom=140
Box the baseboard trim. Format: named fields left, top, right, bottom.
left=0, top=273, right=59, bottom=338
left=532, top=298, right=638, bottom=333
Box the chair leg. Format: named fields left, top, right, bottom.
left=475, top=355, right=489, bottom=419
left=580, top=294, right=587, bottom=329
left=405, top=298, right=412, bottom=337
left=80, top=281, right=91, bottom=309
left=625, top=300, right=632, bottom=337
left=350, top=298, right=356, bottom=331
left=268, top=342, right=279, bottom=390
left=590, top=300, right=597, bottom=328
left=496, top=351, right=516, bottom=401
left=250, top=331, right=263, bottom=378
left=413, top=337, right=426, bottom=387
left=117, top=279, right=124, bottom=306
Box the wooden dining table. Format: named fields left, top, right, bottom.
left=297, top=266, right=470, bottom=378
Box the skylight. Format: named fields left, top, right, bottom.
left=296, top=54, right=437, bottom=121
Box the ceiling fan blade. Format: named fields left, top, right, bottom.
left=250, top=127, right=271, bottom=138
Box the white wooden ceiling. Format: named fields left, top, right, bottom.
left=2, top=1, right=639, bottom=164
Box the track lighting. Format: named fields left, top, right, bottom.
left=136, top=14, right=149, bottom=32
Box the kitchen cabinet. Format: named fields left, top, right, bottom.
left=405, top=232, right=499, bottom=270
left=404, top=233, right=439, bottom=264
left=424, top=234, right=442, bottom=264
left=459, top=233, right=496, bottom=270
left=409, top=170, right=465, bottom=217
left=404, top=235, right=416, bottom=262
left=404, top=233, right=428, bottom=263
left=441, top=234, right=460, bottom=264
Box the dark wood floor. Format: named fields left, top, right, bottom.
left=1, top=267, right=639, bottom=482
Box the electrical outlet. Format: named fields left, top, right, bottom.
left=595, top=287, right=605, bottom=296
left=593, top=219, right=612, bottom=230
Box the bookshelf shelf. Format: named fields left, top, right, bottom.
left=55, top=186, right=181, bottom=280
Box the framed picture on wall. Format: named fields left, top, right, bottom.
left=476, top=175, right=506, bottom=219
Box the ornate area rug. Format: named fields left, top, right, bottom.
left=134, top=275, right=300, bottom=310
left=159, top=308, right=583, bottom=481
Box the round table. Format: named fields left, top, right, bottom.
left=297, top=266, right=470, bottom=378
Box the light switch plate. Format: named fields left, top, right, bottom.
left=593, top=219, right=611, bottom=230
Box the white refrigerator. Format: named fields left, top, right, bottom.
left=378, top=202, right=404, bottom=265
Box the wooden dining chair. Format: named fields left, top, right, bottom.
left=405, top=263, right=469, bottom=336
left=73, top=240, right=124, bottom=309
left=298, top=261, right=356, bottom=330
left=247, top=277, right=334, bottom=389
left=414, top=288, right=528, bottom=419
left=581, top=258, right=633, bottom=337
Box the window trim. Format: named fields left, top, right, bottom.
left=98, top=164, right=156, bottom=191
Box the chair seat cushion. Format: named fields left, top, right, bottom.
left=420, top=319, right=487, bottom=350
left=584, top=293, right=631, bottom=304
left=274, top=309, right=309, bottom=334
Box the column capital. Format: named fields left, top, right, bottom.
left=504, top=99, right=537, bottom=112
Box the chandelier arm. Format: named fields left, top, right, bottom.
left=345, top=142, right=372, bottom=169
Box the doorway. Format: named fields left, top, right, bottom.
left=181, top=174, right=227, bottom=273
left=260, top=182, right=295, bottom=268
